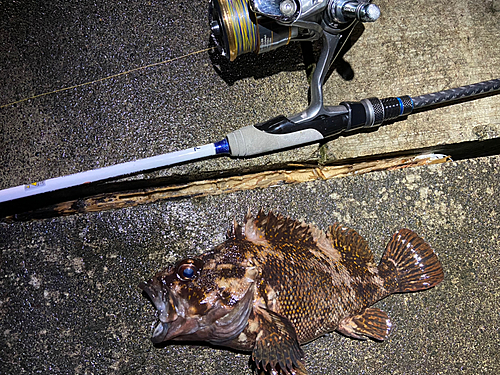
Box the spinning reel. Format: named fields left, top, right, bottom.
left=3, top=0, right=498, bottom=206
left=209, top=0, right=381, bottom=123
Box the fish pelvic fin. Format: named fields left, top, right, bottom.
left=337, top=307, right=392, bottom=341
left=379, top=229, right=444, bottom=293
left=252, top=307, right=306, bottom=375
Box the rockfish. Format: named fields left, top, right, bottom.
left=140, top=210, right=444, bottom=374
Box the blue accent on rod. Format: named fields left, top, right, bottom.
left=214, top=139, right=230, bottom=155
left=396, top=97, right=404, bottom=116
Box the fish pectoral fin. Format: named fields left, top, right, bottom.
left=337, top=307, right=392, bottom=341
left=252, top=307, right=306, bottom=375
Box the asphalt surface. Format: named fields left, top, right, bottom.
left=2, top=156, right=500, bottom=374
left=1, top=0, right=500, bottom=374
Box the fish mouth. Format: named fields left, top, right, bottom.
left=140, top=279, right=256, bottom=345
left=151, top=320, right=169, bottom=344
left=139, top=280, right=202, bottom=344
left=139, top=281, right=178, bottom=344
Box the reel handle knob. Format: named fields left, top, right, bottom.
left=343, top=2, right=380, bottom=22
left=329, top=1, right=381, bottom=24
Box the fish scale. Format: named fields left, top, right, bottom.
left=140, top=209, right=444, bottom=375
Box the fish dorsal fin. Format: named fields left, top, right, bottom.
left=250, top=209, right=309, bottom=244
left=227, top=218, right=244, bottom=240
left=243, top=210, right=341, bottom=264
left=328, top=223, right=375, bottom=269
left=243, top=209, right=271, bottom=246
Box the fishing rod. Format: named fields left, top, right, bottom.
left=1, top=78, right=498, bottom=205
left=1, top=0, right=499, bottom=204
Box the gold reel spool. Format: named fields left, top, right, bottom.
left=219, top=0, right=258, bottom=61
left=210, top=0, right=294, bottom=61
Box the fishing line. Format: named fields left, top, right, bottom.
left=0, top=47, right=213, bottom=109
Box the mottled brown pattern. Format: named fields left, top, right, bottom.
left=140, top=210, right=444, bottom=375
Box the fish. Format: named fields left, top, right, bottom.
left=139, top=210, right=444, bottom=375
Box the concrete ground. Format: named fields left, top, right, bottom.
left=2, top=158, right=500, bottom=374
left=1, top=0, right=499, bottom=374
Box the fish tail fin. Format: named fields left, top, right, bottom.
left=379, top=229, right=444, bottom=293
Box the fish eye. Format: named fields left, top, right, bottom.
left=176, top=259, right=200, bottom=281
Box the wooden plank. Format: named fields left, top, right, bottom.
left=318, top=0, right=500, bottom=161
left=0, top=0, right=498, bottom=192
left=3, top=154, right=449, bottom=220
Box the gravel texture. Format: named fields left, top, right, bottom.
left=1, top=156, right=500, bottom=374
left=1, top=0, right=499, bottom=374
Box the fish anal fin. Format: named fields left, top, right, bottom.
left=337, top=307, right=392, bottom=341
left=328, top=223, right=376, bottom=272
left=379, top=229, right=444, bottom=293
left=252, top=307, right=306, bottom=375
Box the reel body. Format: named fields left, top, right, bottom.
left=209, top=0, right=380, bottom=61
left=209, top=0, right=381, bottom=123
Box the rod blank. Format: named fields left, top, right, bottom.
left=0, top=143, right=220, bottom=203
